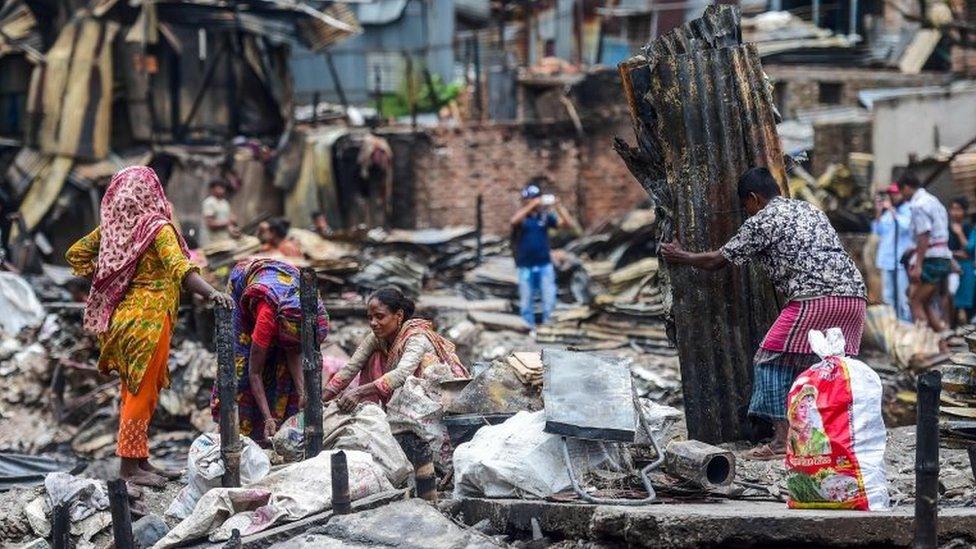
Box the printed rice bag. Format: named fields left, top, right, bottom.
left=785, top=328, right=889, bottom=511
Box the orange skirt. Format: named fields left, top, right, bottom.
left=117, top=316, right=171, bottom=459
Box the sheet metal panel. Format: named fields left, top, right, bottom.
left=617, top=5, right=785, bottom=443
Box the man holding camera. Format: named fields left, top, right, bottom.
left=510, top=180, right=570, bottom=334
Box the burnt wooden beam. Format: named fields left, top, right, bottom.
left=301, top=267, right=324, bottom=458
left=216, top=304, right=242, bottom=487
left=107, top=479, right=135, bottom=549
left=914, top=370, right=941, bottom=548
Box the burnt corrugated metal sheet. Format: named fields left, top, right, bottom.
left=616, top=5, right=786, bottom=444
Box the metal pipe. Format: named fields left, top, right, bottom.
left=107, top=478, right=135, bottom=549
left=812, top=0, right=821, bottom=27
left=849, top=0, right=859, bottom=38
left=331, top=451, right=352, bottom=515
left=914, top=370, right=941, bottom=549
left=325, top=51, right=348, bottom=111
left=301, top=267, right=324, bottom=459
left=216, top=304, right=242, bottom=487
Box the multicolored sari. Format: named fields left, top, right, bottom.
left=210, top=259, right=329, bottom=439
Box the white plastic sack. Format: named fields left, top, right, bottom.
left=785, top=328, right=889, bottom=511
left=452, top=410, right=630, bottom=499
left=166, top=433, right=270, bottom=520
left=386, top=362, right=455, bottom=467
left=0, top=273, right=45, bottom=336
left=272, top=405, right=412, bottom=486
left=154, top=450, right=393, bottom=548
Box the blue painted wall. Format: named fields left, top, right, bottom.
left=290, top=0, right=456, bottom=105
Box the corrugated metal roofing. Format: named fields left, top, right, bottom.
left=618, top=5, right=785, bottom=444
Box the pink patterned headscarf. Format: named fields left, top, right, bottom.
left=83, top=166, right=189, bottom=334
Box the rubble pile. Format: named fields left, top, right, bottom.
left=0, top=310, right=216, bottom=461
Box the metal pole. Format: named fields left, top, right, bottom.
left=849, top=0, right=859, bottom=37
left=374, top=66, right=383, bottom=123
left=405, top=52, right=417, bottom=131
left=331, top=451, right=352, bottom=515
left=914, top=370, right=941, bottom=549
left=476, top=194, right=484, bottom=265
left=301, top=267, right=324, bottom=459
left=473, top=36, right=483, bottom=121
left=216, top=304, right=242, bottom=488
left=324, top=51, right=349, bottom=111
left=812, top=0, right=821, bottom=27
left=107, top=479, right=135, bottom=549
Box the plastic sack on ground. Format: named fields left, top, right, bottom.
left=386, top=362, right=455, bottom=468
left=862, top=305, right=939, bottom=368
left=785, top=328, right=889, bottom=511
left=272, top=405, right=412, bottom=487
left=0, top=273, right=45, bottom=336
left=166, top=433, right=270, bottom=520
left=154, top=450, right=393, bottom=548
left=452, top=410, right=630, bottom=499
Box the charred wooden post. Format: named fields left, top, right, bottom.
left=216, top=304, right=242, bottom=488
left=107, top=479, right=135, bottom=549
left=51, top=502, right=71, bottom=549
left=331, top=451, right=352, bottom=515
left=663, top=440, right=735, bottom=489
left=616, top=5, right=784, bottom=443
left=301, top=267, right=324, bottom=459
left=476, top=194, right=484, bottom=265
left=914, top=370, right=941, bottom=549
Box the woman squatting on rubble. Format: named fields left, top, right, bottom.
left=66, top=166, right=233, bottom=488
left=209, top=258, right=329, bottom=445
left=324, top=287, right=469, bottom=495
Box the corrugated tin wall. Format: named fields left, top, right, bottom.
left=618, top=5, right=785, bottom=444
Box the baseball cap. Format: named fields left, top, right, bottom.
left=521, top=184, right=542, bottom=199
left=885, top=183, right=900, bottom=194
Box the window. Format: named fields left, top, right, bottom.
left=818, top=82, right=843, bottom=105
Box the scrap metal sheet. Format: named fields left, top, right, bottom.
left=542, top=349, right=635, bottom=442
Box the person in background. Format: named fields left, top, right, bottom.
left=200, top=179, right=238, bottom=246
left=950, top=197, right=975, bottom=324
left=898, top=173, right=953, bottom=345
left=510, top=180, right=570, bottom=334
left=66, top=166, right=232, bottom=488
left=210, top=259, right=329, bottom=445
left=661, top=167, right=866, bottom=460
left=310, top=210, right=332, bottom=239
left=258, top=217, right=302, bottom=258
left=872, top=183, right=913, bottom=322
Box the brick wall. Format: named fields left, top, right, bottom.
left=389, top=121, right=645, bottom=235
left=812, top=118, right=873, bottom=176
left=766, top=65, right=953, bottom=118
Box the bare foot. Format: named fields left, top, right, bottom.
left=122, top=469, right=167, bottom=488
left=126, top=482, right=143, bottom=499
left=740, top=443, right=786, bottom=461
left=139, top=459, right=181, bottom=481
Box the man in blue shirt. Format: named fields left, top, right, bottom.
left=872, top=183, right=913, bottom=322
left=510, top=181, right=568, bottom=332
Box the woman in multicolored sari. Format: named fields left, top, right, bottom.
left=210, top=259, right=329, bottom=445
left=67, top=166, right=232, bottom=488
left=324, top=287, right=468, bottom=409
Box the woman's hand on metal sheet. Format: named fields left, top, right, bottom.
left=659, top=240, right=686, bottom=262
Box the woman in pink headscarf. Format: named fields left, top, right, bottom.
left=67, top=166, right=232, bottom=488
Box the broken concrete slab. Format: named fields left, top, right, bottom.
left=272, top=499, right=502, bottom=549
left=457, top=498, right=976, bottom=548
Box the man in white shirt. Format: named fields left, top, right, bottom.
left=200, top=179, right=237, bottom=246
left=898, top=173, right=952, bottom=337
